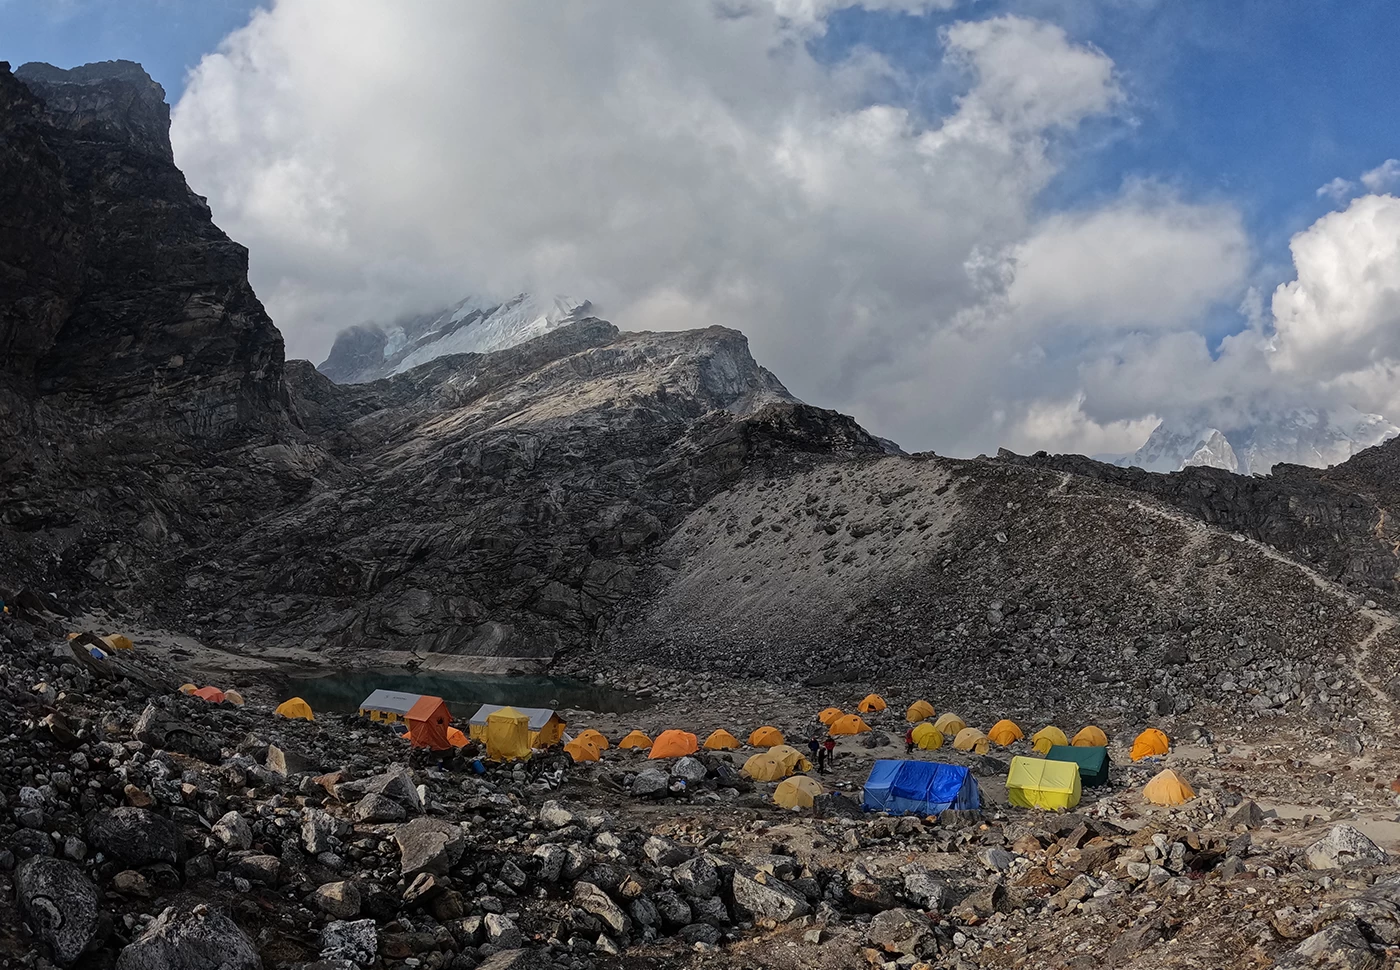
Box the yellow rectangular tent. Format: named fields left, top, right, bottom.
left=485, top=706, right=532, bottom=762
left=1006, top=756, right=1081, bottom=810
left=468, top=704, right=565, bottom=748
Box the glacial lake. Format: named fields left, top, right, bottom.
left=281, top=669, right=648, bottom=717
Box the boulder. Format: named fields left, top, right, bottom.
left=320, top=919, right=378, bottom=966
left=903, top=870, right=949, bottom=912
left=674, top=855, right=720, bottom=897
left=86, top=807, right=180, bottom=865
left=1305, top=825, right=1389, bottom=870
left=265, top=744, right=312, bottom=776
left=867, top=908, right=934, bottom=955
left=313, top=881, right=362, bottom=920
left=632, top=768, right=670, bottom=798
left=574, top=882, right=631, bottom=936
left=301, top=808, right=344, bottom=854
left=672, top=757, right=708, bottom=783
left=115, top=902, right=261, bottom=970
left=228, top=854, right=281, bottom=885
left=337, top=766, right=422, bottom=812
left=484, top=913, right=523, bottom=948
left=643, top=835, right=689, bottom=868
left=538, top=800, right=575, bottom=830
left=353, top=792, right=406, bottom=823
left=730, top=872, right=811, bottom=922
left=1224, top=798, right=1265, bottom=830
left=653, top=890, right=693, bottom=929
left=212, top=811, right=252, bottom=851
left=16, top=857, right=110, bottom=967
left=533, top=843, right=567, bottom=882
left=1275, top=917, right=1384, bottom=970
left=395, top=817, right=466, bottom=879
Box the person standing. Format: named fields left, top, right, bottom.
left=816, top=744, right=827, bottom=774
left=807, top=734, right=821, bottom=765
left=823, top=736, right=836, bottom=769
left=905, top=727, right=915, bottom=755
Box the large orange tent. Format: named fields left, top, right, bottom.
left=192, top=686, right=225, bottom=703
left=1143, top=768, right=1194, bottom=806
left=703, top=729, right=741, bottom=751
left=565, top=737, right=601, bottom=763
left=649, top=730, right=699, bottom=759
left=618, top=730, right=653, bottom=750
left=1131, top=728, right=1170, bottom=761
left=829, top=714, right=872, bottom=736
left=749, top=726, right=785, bottom=747
left=905, top=700, right=935, bottom=723
left=818, top=708, right=844, bottom=726
left=576, top=729, right=610, bottom=751
left=405, top=695, right=453, bottom=751
left=1072, top=726, right=1108, bottom=748
left=857, top=694, right=887, bottom=713
left=987, top=719, right=1023, bottom=746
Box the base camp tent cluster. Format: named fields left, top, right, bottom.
left=178, top=683, right=245, bottom=706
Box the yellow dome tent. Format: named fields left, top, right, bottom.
left=905, top=699, right=935, bottom=722
left=1143, top=768, right=1194, bottom=806
left=101, top=634, right=134, bottom=651
left=274, top=697, right=314, bottom=721
left=749, top=726, right=785, bottom=747
left=576, top=728, right=610, bottom=751
left=987, top=719, right=1023, bottom=746
left=774, top=775, right=822, bottom=809
left=829, top=714, right=872, bottom=736
left=565, top=737, right=601, bottom=763
left=1072, top=726, right=1108, bottom=748
left=857, top=694, right=887, bottom=713
left=910, top=722, right=944, bottom=750
left=179, top=683, right=197, bottom=695
left=767, top=744, right=812, bottom=772
left=1007, top=755, right=1081, bottom=810
left=223, top=689, right=246, bottom=707
left=618, top=730, right=653, bottom=750
left=817, top=707, right=844, bottom=726
left=933, top=712, right=966, bottom=735
left=649, top=730, right=699, bottom=759
left=486, top=706, right=532, bottom=762
left=703, top=729, right=741, bottom=751
left=742, top=752, right=791, bottom=781
left=953, top=728, right=990, bottom=754
left=1131, top=728, right=1170, bottom=761
left=1032, top=726, right=1068, bottom=755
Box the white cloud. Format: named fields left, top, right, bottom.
left=173, top=1, right=1264, bottom=456
left=1361, top=158, right=1400, bottom=193
left=1316, top=176, right=1355, bottom=203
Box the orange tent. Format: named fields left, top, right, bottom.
left=987, top=719, right=1023, bottom=746
left=618, top=730, right=653, bottom=750
left=818, top=708, right=844, bottom=726
left=749, top=726, right=784, bottom=747
left=857, top=694, right=887, bottom=713
left=447, top=727, right=469, bottom=748
left=565, top=738, right=601, bottom=763
left=405, top=695, right=453, bottom=751
left=192, top=686, right=225, bottom=703
left=649, top=730, right=699, bottom=759
left=829, top=714, right=872, bottom=736
left=1143, top=768, right=1194, bottom=806
left=1072, top=726, right=1108, bottom=748
left=1131, top=728, right=1169, bottom=761
left=704, top=729, right=741, bottom=750
left=576, top=729, right=610, bottom=751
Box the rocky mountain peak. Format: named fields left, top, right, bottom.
left=15, top=59, right=172, bottom=161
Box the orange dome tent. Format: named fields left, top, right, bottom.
left=767, top=744, right=812, bottom=772
left=1032, top=726, right=1068, bottom=755
left=275, top=697, right=314, bottom=721
left=703, top=729, right=741, bottom=751
left=649, top=730, right=699, bottom=759
left=905, top=699, right=935, bottom=722
left=829, top=714, right=872, bottom=736
left=565, top=737, right=602, bottom=763
left=1143, top=768, right=1194, bottom=806
left=749, top=726, right=785, bottom=747
left=1131, top=728, right=1170, bottom=761
left=178, top=683, right=197, bottom=695
left=986, top=719, right=1022, bottom=746
left=857, top=694, right=887, bottom=713
left=192, top=686, right=225, bottom=703
left=618, top=730, right=653, bottom=750
left=447, top=726, right=470, bottom=748
left=818, top=707, right=844, bottom=726
left=1072, top=726, right=1108, bottom=748
left=576, top=728, right=610, bottom=751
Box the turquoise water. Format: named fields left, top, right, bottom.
left=282, top=669, right=647, bottom=717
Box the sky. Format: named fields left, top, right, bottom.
left=6, top=0, right=1400, bottom=459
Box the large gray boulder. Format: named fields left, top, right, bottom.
left=337, top=766, right=422, bottom=812
left=320, top=919, right=378, bottom=966
left=574, top=881, right=631, bottom=936
left=115, top=902, right=261, bottom=970
left=673, top=855, right=720, bottom=897
left=730, top=871, right=811, bottom=922
left=867, top=907, right=935, bottom=955
left=1275, top=917, right=1384, bottom=969
left=313, top=881, right=361, bottom=919
left=395, top=817, right=466, bottom=878
left=86, top=807, right=181, bottom=865
left=632, top=768, right=670, bottom=799
left=16, top=857, right=110, bottom=967
left=212, top=811, right=252, bottom=851
left=1305, top=825, right=1389, bottom=870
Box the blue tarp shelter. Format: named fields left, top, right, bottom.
left=862, top=760, right=981, bottom=814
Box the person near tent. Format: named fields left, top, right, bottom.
left=807, top=735, right=821, bottom=764
left=816, top=744, right=828, bottom=774
left=823, top=736, right=836, bottom=767
left=905, top=727, right=915, bottom=755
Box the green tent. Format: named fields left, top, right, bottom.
left=1045, top=745, right=1109, bottom=788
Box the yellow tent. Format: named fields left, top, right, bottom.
left=742, top=752, right=791, bottom=781
left=910, top=722, right=943, bottom=750
left=1032, top=726, right=1068, bottom=755
left=1006, top=756, right=1081, bottom=810
left=101, top=634, right=134, bottom=651
left=564, top=737, right=601, bottom=763
left=767, top=744, right=813, bottom=772
left=987, top=719, right=1023, bottom=746
left=857, top=694, right=887, bottom=713
left=179, top=683, right=197, bottom=695
left=223, top=689, right=246, bottom=707
left=905, top=699, right=935, bottom=722
left=618, top=730, right=653, bottom=750
left=953, top=728, right=990, bottom=754
left=933, top=713, right=966, bottom=736
left=1143, top=768, right=1194, bottom=806
left=829, top=714, right=872, bottom=736
left=576, top=728, right=610, bottom=751
left=274, top=697, right=314, bottom=721
left=485, top=706, right=532, bottom=762
left=817, top=707, right=844, bottom=726
left=749, top=726, right=785, bottom=747
left=1072, top=726, right=1108, bottom=748
left=1131, top=728, right=1170, bottom=761
left=774, top=775, right=822, bottom=809
left=703, top=729, right=741, bottom=751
